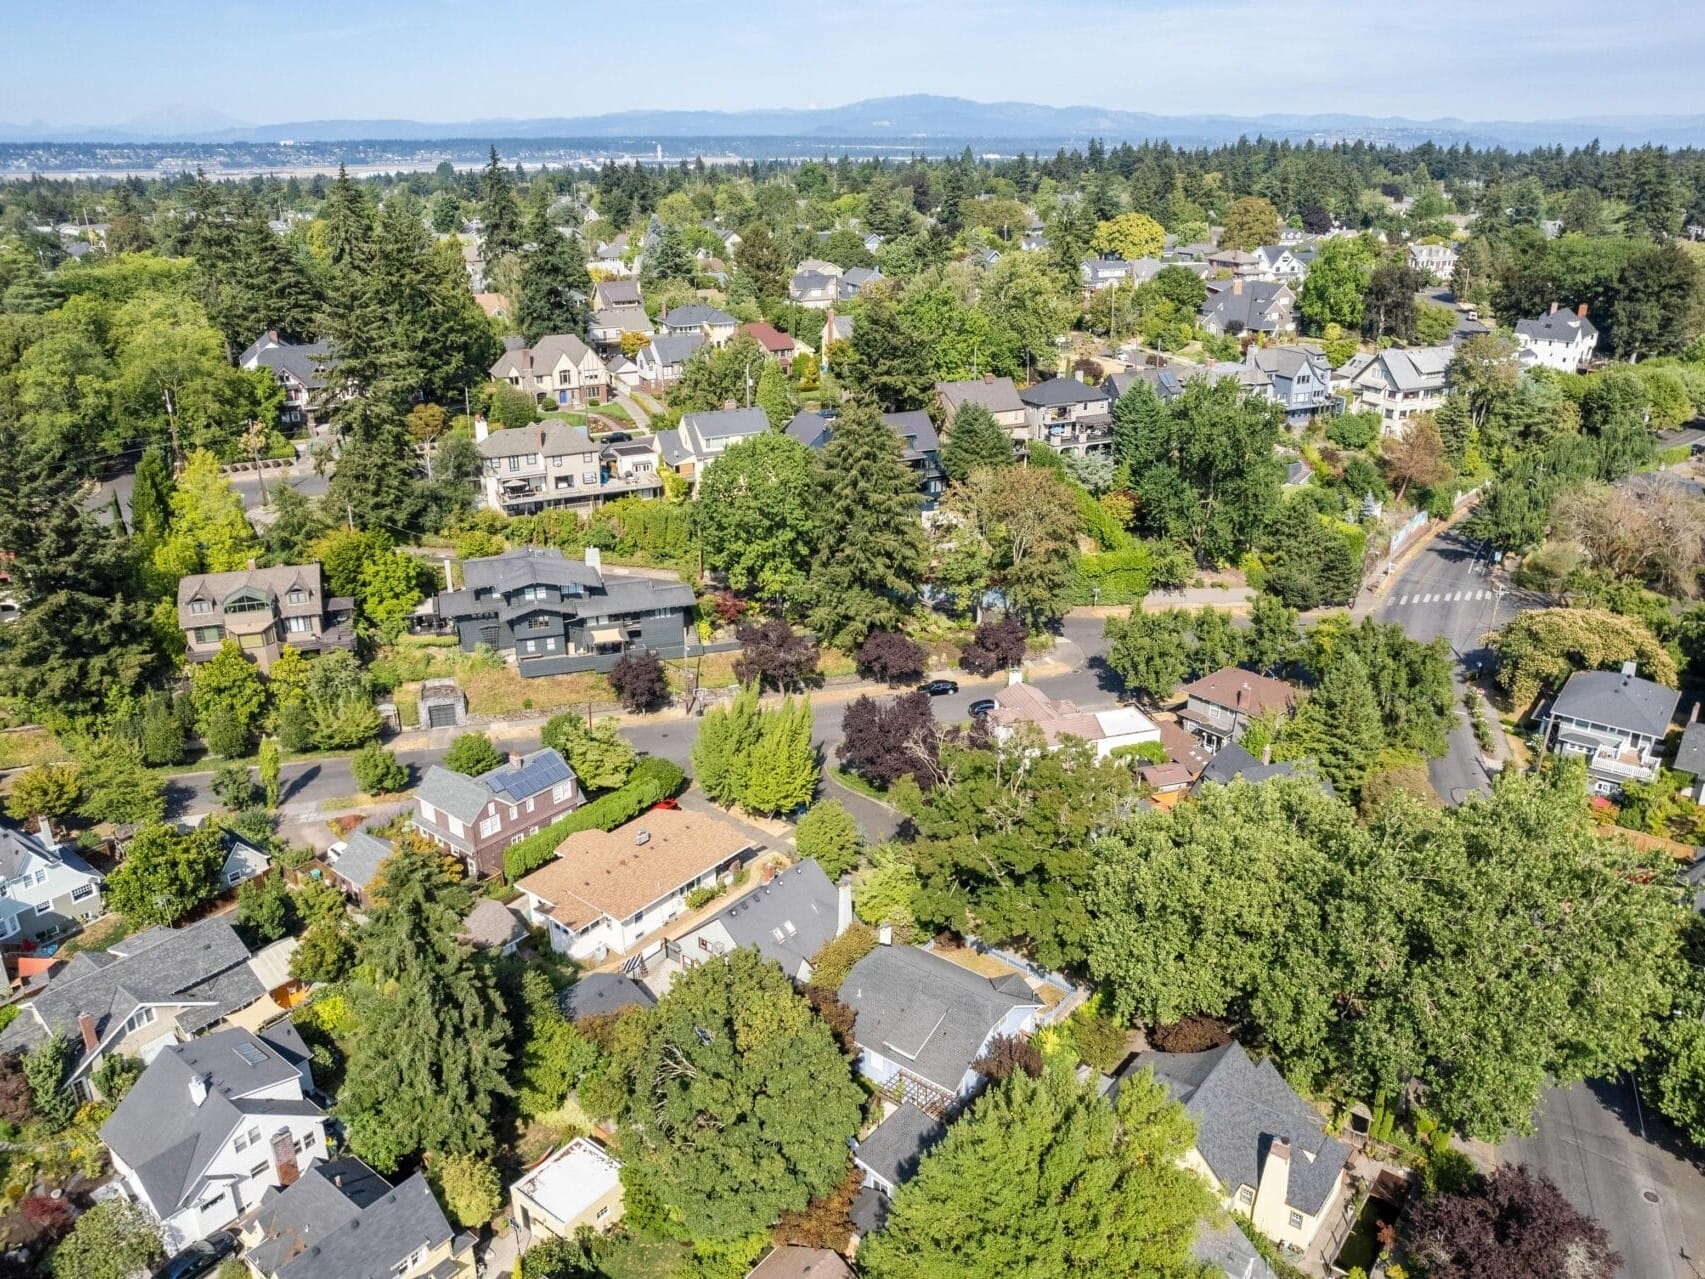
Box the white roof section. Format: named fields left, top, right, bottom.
left=512, top=1138, right=622, bottom=1223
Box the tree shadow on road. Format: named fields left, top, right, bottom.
left=1583, top=1075, right=1705, bottom=1174
left=280, top=764, right=320, bottom=805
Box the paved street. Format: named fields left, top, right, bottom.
left=1498, top=1078, right=1705, bottom=1279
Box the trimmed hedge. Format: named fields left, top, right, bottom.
left=503, top=757, right=686, bottom=883
left=1069, top=547, right=1154, bottom=606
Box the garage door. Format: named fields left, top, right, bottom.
left=427, top=703, right=459, bottom=728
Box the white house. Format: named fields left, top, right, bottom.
left=667, top=860, right=846, bottom=985
left=1407, top=242, right=1458, bottom=281
left=986, top=680, right=1161, bottom=760
left=510, top=1138, right=625, bottom=1244
left=654, top=406, right=771, bottom=487
left=0, top=819, right=103, bottom=944
left=1515, top=304, right=1599, bottom=372
left=514, top=808, right=757, bottom=962
left=1542, top=662, right=1679, bottom=795
left=1339, top=346, right=1454, bottom=434
left=100, top=1025, right=326, bottom=1251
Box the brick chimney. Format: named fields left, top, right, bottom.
left=1577, top=303, right=1589, bottom=318
left=1549, top=301, right=1560, bottom=314
left=983, top=372, right=995, bottom=384
left=78, top=1012, right=98, bottom=1053
left=1232, top=278, right=1243, bottom=295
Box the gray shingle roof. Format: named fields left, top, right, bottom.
left=682, top=406, right=771, bottom=442
left=460, top=547, right=604, bottom=596
left=853, top=1103, right=946, bottom=1188
left=244, top=1156, right=391, bottom=1277
left=272, top=1171, right=457, bottom=1279
left=1550, top=668, right=1679, bottom=740
left=477, top=419, right=596, bottom=460
left=937, top=376, right=1026, bottom=417
left=240, top=334, right=332, bottom=391
left=840, top=946, right=1039, bottom=1094
left=882, top=410, right=941, bottom=460
left=557, top=973, right=656, bottom=1021
left=1367, top=346, right=1454, bottom=392
left=414, top=766, right=496, bottom=825
left=663, top=304, right=736, bottom=328
left=785, top=410, right=834, bottom=450
left=1247, top=345, right=1329, bottom=382
left=1193, top=1221, right=1280, bottom=1279
left=644, top=332, right=704, bottom=367
left=1515, top=310, right=1597, bottom=343
left=1675, top=720, right=1705, bottom=777
left=700, top=859, right=839, bottom=977
left=1018, top=377, right=1111, bottom=408
left=100, top=1027, right=320, bottom=1216
left=329, top=831, right=394, bottom=892
left=1122, top=1044, right=1348, bottom=1216
left=2, top=918, right=263, bottom=1076
left=0, top=821, right=85, bottom=884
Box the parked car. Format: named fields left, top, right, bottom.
left=923, top=679, right=960, bottom=696
left=157, top=1232, right=237, bottom=1279
left=602, top=430, right=632, bottom=443
left=968, top=697, right=997, bottom=718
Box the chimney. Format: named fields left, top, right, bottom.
left=77, top=1012, right=98, bottom=1053
left=1550, top=301, right=1560, bottom=314
left=1621, top=660, right=1638, bottom=682
left=584, top=545, right=602, bottom=573
left=878, top=923, right=893, bottom=946
left=245, top=557, right=258, bottom=571
left=474, top=413, right=489, bottom=442
left=188, top=1073, right=209, bottom=1107
left=836, top=877, right=854, bottom=937
left=1577, top=303, right=1588, bottom=318
left=722, top=398, right=738, bottom=411
left=1008, top=668, right=1023, bottom=686
left=1251, top=1137, right=1292, bottom=1230
left=1261, top=744, right=1273, bottom=766
left=1231, top=278, right=1243, bottom=295
left=442, top=559, right=454, bottom=592
left=36, top=816, right=58, bottom=853
left=983, top=372, right=994, bottom=383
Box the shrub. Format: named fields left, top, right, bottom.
left=429, top=1153, right=503, bottom=1228
left=972, top=1034, right=1045, bottom=1081
left=503, top=757, right=686, bottom=881
left=805, top=922, right=877, bottom=991
left=795, top=799, right=863, bottom=879
left=211, top=762, right=257, bottom=809
left=352, top=742, right=410, bottom=795
left=959, top=613, right=1028, bottom=675
left=854, top=631, right=928, bottom=685
left=609, top=650, right=669, bottom=712
left=685, top=884, right=726, bottom=911
left=444, top=732, right=503, bottom=776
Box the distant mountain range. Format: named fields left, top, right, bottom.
left=6, top=95, right=1705, bottom=150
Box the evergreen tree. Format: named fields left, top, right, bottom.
left=340, top=842, right=511, bottom=1170
left=320, top=165, right=375, bottom=272
left=479, top=147, right=523, bottom=263
left=692, top=684, right=762, bottom=805
left=617, top=950, right=863, bottom=1242
left=0, top=418, right=158, bottom=724
left=515, top=215, right=591, bottom=344
left=808, top=399, right=927, bottom=649
left=844, top=296, right=933, bottom=411
left=742, top=696, right=818, bottom=816
left=940, top=403, right=1015, bottom=483
left=643, top=221, right=694, bottom=283
left=754, top=359, right=796, bottom=429
left=1275, top=653, right=1384, bottom=795
left=128, top=447, right=175, bottom=543
left=860, top=1068, right=1212, bottom=1279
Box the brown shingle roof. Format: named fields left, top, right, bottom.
left=1178, top=667, right=1296, bottom=719
left=516, top=809, right=756, bottom=930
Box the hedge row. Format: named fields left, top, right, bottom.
left=503, top=756, right=686, bottom=883
left=1068, top=548, right=1155, bottom=606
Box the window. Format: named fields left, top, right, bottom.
left=32, top=870, right=45, bottom=886
left=509, top=833, right=524, bottom=846
left=189, top=599, right=210, bottom=614
left=226, top=594, right=269, bottom=614
left=193, top=626, right=223, bottom=645
left=552, top=782, right=572, bottom=804
left=302, top=1131, right=316, bottom=1149
left=1237, top=1186, right=1254, bottom=1205
left=285, top=615, right=312, bottom=634
left=508, top=456, right=522, bottom=472
left=122, top=1006, right=156, bottom=1035
left=250, top=1161, right=270, bottom=1178
left=247, top=1127, right=261, bottom=1145
left=1288, top=1211, right=1304, bottom=1230
left=419, top=803, right=436, bottom=825
left=596, top=1206, right=610, bottom=1220
left=199, top=1191, right=226, bottom=1213
left=478, top=815, right=501, bottom=838
left=286, top=589, right=308, bottom=604
left=525, top=796, right=535, bottom=813
left=524, top=453, right=539, bottom=467
left=507, top=806, right=518, bottom=822
left=448, top=817, right=464, bottom=838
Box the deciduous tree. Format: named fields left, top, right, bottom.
left=1403, top=1165, right=1618, bottom=1279
left=104, top=822, right=225, bottom=927
left=694, top=433, right=819, bottom=608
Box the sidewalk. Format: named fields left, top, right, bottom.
left=1069, top=587, right=1256, bottom=618
left=1353, top=496, right=1481, bottom=614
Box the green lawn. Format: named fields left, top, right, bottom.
left=594, top=1235, right=691, bottom=1279
left=830, top=767, right=888, bottom=802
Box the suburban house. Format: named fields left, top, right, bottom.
left=1018, top=377, right=1114, bottom=457
left=667, top=859, right=845, bottom=984
left=592, top=279, right=643, bottom=311
left=514, top=808, right=758, bottom=963
left=656, top=405, right=772, bottom=486
left=217, top=828, right=271, bottom=892
left=0, top=916, right=274, bottom=1094
left=838, top=943, right=1042, bottom=1117
left=474, top=418, right=662, bottom=516
left=324, top=829, right=395, bottom=903
left=558, top=973, right=656, bottom=1022
left=587, top=304, right=654, bottom=357
left=1515, top=303, right=1599, bottom=372
left=1106, top=363, right=1187, bottom=405
left=1407, top=241, right=1458, bottom=280
left=1675, top=710, right=1705, bottom=804
left=489, top=334, right=612, bottom=408
left=1199, top=280, right=1297, bottom=337
left=659, top=304, right=737, bottom=348
left=462, top=898, right=528, bottom=954
left=789, top=267, right=841, bottom=309
left=432, top=546, right=697, bottom=676
left=1541, top=662, right=1680, bottom=795
left=741, top=320, right=799, bottom=371
left=820, top=312, right=854, bottom=360
left=1192, top=743, right=1327, bottom=795
left=936, top=375, right=1029, bottom=448
left=1251, top=245, right=1310, bottom=284
left=1244, top=346, right=1338, bottom=426
left=413, top=748, right=582, bottom=881
left=591, top=233, right=634, bottom=276
left=1080, top=257, right=1162, bottom=291
left=1119, top=1044, right=1352, bottom=1255
left=101, top=1024, right=326, bottom=1251
left=746, top=1248, right=856, bottom=1279
left=238, top=1156, right=474, bottom=1279
left=785, top=409, right=946, bottom=508
left=177, top=562, right=355, bottom=673
left=854, top=1102, right=946, bottom=1199
left=986, top=680, right=1162, bottom=759
left=510, top=1138, right=625, bottom=1244
left=239, top=332, right=334, bottom=430
left=1207, top=248, right=1262, bottom=277
left=1339, top=346, right=1454, bottom=433
left=0, top=820, right=103, bottom=944
left=1178, top=667, right=1298, bottom=752
left=634, top=332, right=703, bottom=391
left=839, top=266, right=883, bottom=299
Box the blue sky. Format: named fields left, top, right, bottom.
left=3, top=0, right=1702, bottom=128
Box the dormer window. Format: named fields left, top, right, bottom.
left=189, top=599, right=210, bottom=615
left=286, top=589, right=308, bottom=604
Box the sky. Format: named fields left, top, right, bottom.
left=3, top=0, right=1703, bottom=129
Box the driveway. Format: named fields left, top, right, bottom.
left=1497, top=1077, right=1705, bottom=1278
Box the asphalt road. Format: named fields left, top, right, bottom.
left=1498, top=1078, right=1705, bottom=1279
left=1371, top=530, right=1544, bottom=802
